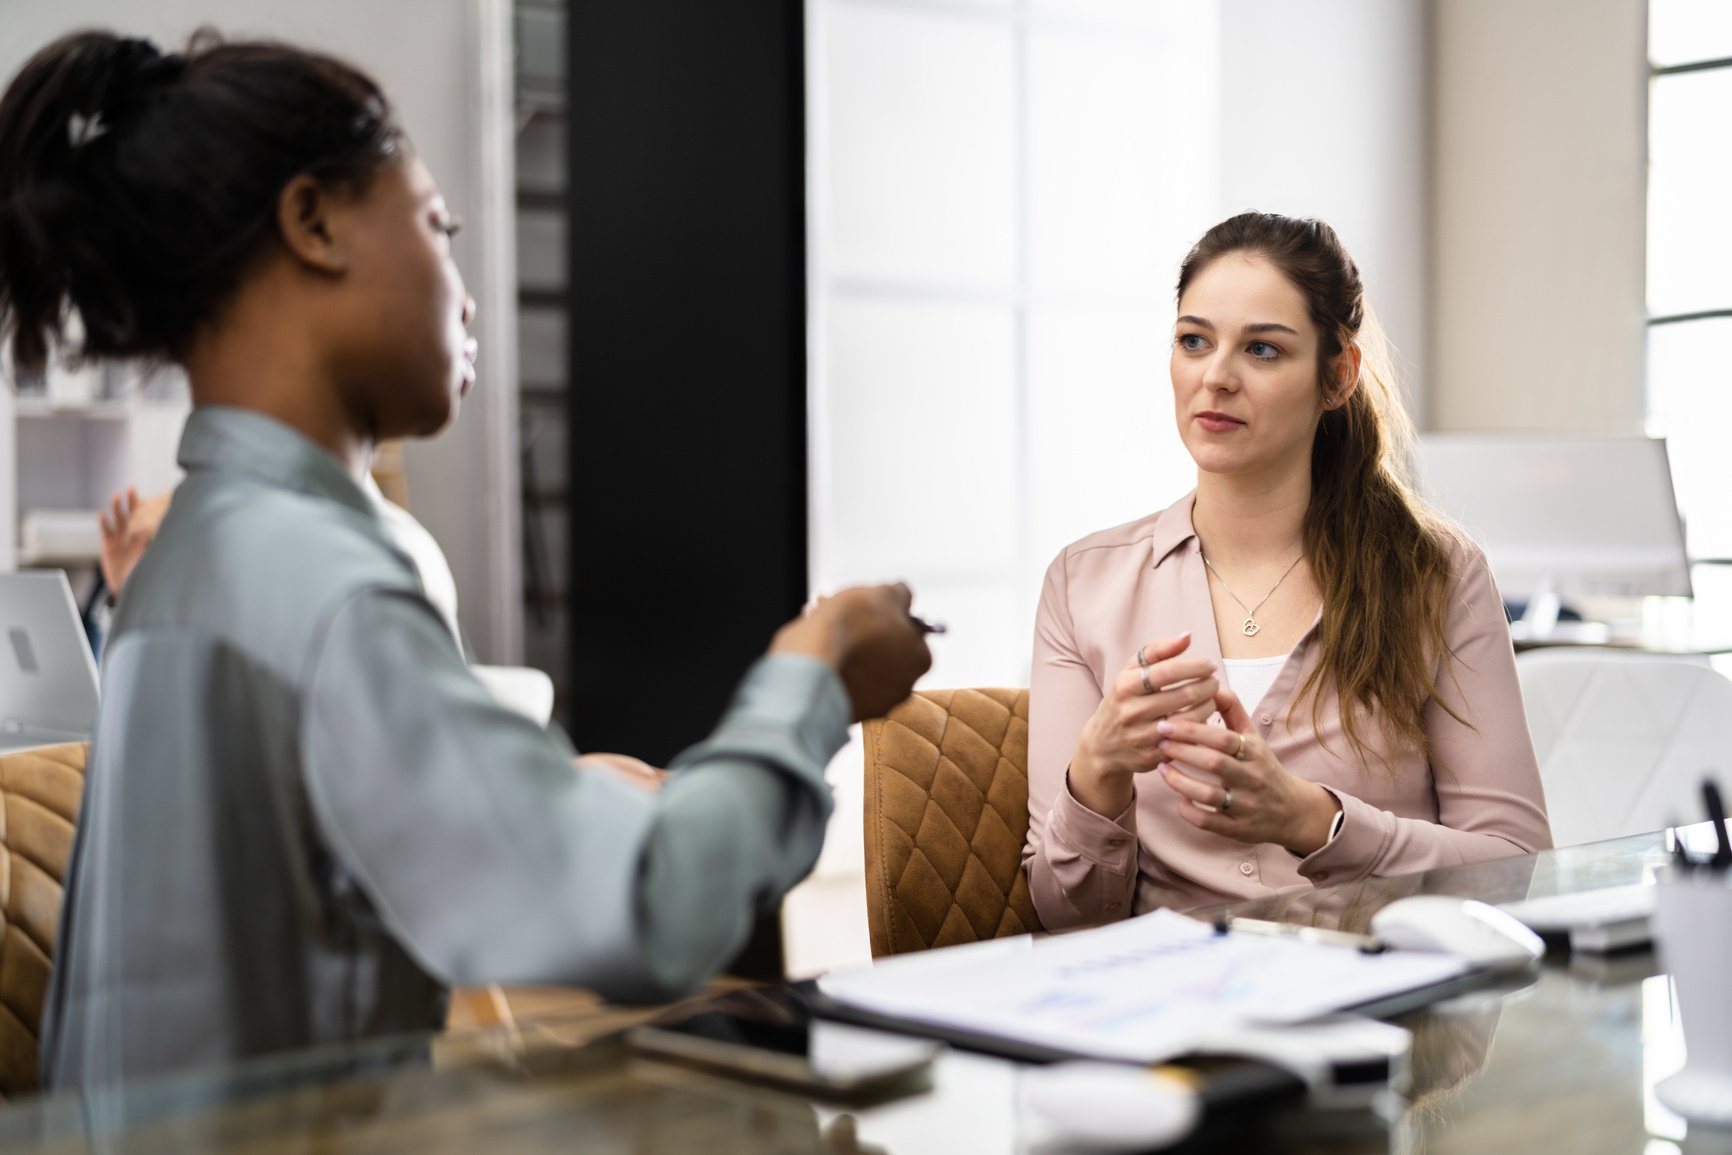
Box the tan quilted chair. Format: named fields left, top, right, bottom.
left=0, top=742, right=86, bottom=1099
left=861, top=688, right=1041, bottom=957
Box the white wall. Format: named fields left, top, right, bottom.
left=0, top=0, right=523, bottom=660
left=1429, top=0, right=1648, bottom=433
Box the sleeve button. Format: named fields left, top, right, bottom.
left=1238, top=861, right=1255, bottom=876
left=1258, top=713, right=1273, bottom=726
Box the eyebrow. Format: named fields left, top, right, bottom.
left=1174, top=315, right=1300, bottom=338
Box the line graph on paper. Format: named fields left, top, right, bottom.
left=819, top=909, right=1470, bottom=1063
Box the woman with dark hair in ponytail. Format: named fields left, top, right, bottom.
left=1024, top=212, right=1551, bottom=930
left=0, top=30, right=931, bottom=1089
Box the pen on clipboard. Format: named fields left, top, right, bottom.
left=1212, top=915, right=1386, bottom=954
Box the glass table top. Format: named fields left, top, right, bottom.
left=4, top=826, right=1730, bottom=1154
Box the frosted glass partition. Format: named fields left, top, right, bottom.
left=820, top=4, right=1017, bottom=289
left=1027, top=0, right=1166, bottom=26
left=819, top=299, right=1019, bottom=583
left=810, top=0, right=1225, bottom=692
left=1025, top=306, right=1193, bottom=590
left=1025, top=13, right=1221, bottom=298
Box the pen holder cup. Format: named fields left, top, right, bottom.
left=1654, top=865, right=1732, bottom=1127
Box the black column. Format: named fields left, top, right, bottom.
left=566, top=2, right=807, bottom=979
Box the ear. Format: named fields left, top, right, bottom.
left=274, top=174, right=350, bottom=276
left=1324, top=343, right=1362, bottom=408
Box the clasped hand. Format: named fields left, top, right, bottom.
left=1072, top=634, right=1338, bottom=856
left=1154, top=688, right=1338, bottom=856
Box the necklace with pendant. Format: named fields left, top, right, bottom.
left=1200, top=551, right=1305, bottom=637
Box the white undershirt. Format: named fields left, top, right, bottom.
left=1222, top=654, right=1288, bottom=714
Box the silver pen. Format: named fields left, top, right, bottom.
left=1212, top=915, right=1385, bottom=954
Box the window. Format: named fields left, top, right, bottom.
left=1647, top=0, right=1732, bottom=561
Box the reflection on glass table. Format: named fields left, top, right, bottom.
left=3, top=828, right=1732, bottom=1153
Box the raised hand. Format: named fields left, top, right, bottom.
left=98, top=486, right=173, bottom=595
left=770, top=583, right=933, bottom=721
left=1067, top=633, right=1219, bottom=819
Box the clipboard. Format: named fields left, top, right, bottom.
left=801, top=910, right=1495, bottom=1116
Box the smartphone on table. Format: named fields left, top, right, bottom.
left=625, top=987, right=943, bottom=1100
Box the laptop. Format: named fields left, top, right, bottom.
left=0, top=571, right=100, bottom=753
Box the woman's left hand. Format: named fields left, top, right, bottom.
left=1152, top=689, right=1341, bottom=855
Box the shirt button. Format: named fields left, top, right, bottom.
left=1259, top=713, right=1273, bottom=726
left=1238, top=861, right=1255, bottom=876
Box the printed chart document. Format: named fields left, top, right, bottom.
left=818, top=910, right=1469, bottom=1064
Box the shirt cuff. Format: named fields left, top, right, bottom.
left=1295, top=788, right=1390, bottom=883
left=1047, top=771, right=1139, bottom=871
left=666, top=654, right=851, bottom=802
left=1288, top=788, right=1346, bottom=860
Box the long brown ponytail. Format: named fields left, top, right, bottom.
left=1177, top=212, right=1464, bottom=771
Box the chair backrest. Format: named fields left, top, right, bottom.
left=0, top=742, right=86, bottom=1099
left=1515, top=651, right=1732, bottom=845
left=860, top=688, right=1041, bottom=957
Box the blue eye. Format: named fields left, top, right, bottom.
left=1247, top=341, right=1280, bottom=360
left=1176, top=333, right=1208, bottom=352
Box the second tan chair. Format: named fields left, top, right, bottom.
left=861, top=688, right=1041, bottom=957
left=0, top=742, right=87, bottom=1100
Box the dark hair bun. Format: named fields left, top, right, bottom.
left=0, top=29, right=398, bottom=379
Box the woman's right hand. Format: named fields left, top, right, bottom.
left=1068, top=633, right=1218, bottom=818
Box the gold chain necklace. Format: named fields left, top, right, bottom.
left=1200, top=552, right=1305, bottom=637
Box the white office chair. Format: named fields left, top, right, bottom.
left=1515, top=649, right=1732, bottom=846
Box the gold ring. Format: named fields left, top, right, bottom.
left=1138, top=666, right=1153, bottom=694
left=1234, top=733, right=1246, bottom=760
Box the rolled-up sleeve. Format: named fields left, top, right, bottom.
left=301, top=587, right=849, bottom=1003
left=1025, top=550, right=1139, bottom=930
left=1297, top=545, right=1553, bottom=882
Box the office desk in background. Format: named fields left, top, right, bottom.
left=1509, top=617, right=1732, bottom=655
left=3, top=829, right=1730, bottom=1154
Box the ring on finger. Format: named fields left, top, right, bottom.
left=1221, top=786, right=1233, bottom=813
left=1137, top=645, right=1148, bottom=667
left=1138, top=665, right=1153, bottom=694
left=1234, top=732, right=1246, bottom=760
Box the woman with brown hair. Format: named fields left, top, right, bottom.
left=1024, top=212, right=1550, bottom=930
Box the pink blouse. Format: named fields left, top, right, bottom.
left=1024, top=492, right=1553, bottom=931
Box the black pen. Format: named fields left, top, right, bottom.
left=1672, top=819, right=1693, bottom=869
left=910, top=615, right=947, bottom=636
left=1704, top=779, right=1732, bottom=870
